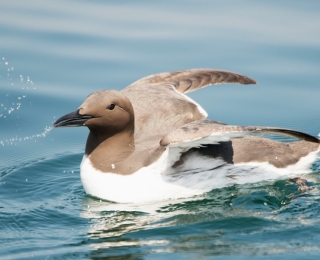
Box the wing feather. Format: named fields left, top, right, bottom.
left=160, top=120, right=319, bottom=146
left=125, top=69, right=256, bottom=94
left=122, top=69, right=256, bottom=136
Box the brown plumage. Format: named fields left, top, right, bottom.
left=54, top=69, right=320, bottom=175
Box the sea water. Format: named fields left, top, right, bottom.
left=1, top=1, right=320, bottom=259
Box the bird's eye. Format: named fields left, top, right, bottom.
left=107, top=104, right=116, bottom=110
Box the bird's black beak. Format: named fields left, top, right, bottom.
left=53, top=109, right=93, bottom=127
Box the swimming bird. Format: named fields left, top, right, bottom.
left=54, top=69, right=320, bottom=203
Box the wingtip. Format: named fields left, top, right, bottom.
left=244, top=77, right=257, bottom=85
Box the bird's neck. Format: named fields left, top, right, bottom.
left=85, top=129, right=135, bottom=173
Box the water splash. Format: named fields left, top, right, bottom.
left=0, top=56, right=52, bottom=146
left=0, top=126, right=53, bottom=146
left=0, top=57, right=35, bottom=118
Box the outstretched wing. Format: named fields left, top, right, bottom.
left=160, top=120, right=320, bottom=147
left=122, top=69, right=256, bottom=136
left=160, top=120, right=319, bottom=169
left=126, top=69, right=256, bottom=94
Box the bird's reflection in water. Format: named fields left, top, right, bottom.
left=79, top=175, right=317, bottom=259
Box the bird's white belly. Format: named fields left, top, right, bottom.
left=80, top=150, right=206, bottom=203
left=80, top=149, right=319, bottom=203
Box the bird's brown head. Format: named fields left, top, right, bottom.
left=53, top=90, right=135, bottom=136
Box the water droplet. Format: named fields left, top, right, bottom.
left=4, top=61, right=8, bottom=66
left=111, top=164, right=115, bottom=169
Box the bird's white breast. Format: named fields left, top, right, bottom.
left=80, top=150, right=205, bottom=203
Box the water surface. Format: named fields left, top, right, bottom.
left=1, top=1, right=320, bottom=259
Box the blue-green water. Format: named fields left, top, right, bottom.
left=1, top=1, right=320, bottom=259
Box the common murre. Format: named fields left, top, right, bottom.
left=54, top=69, right=320, bottom=203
